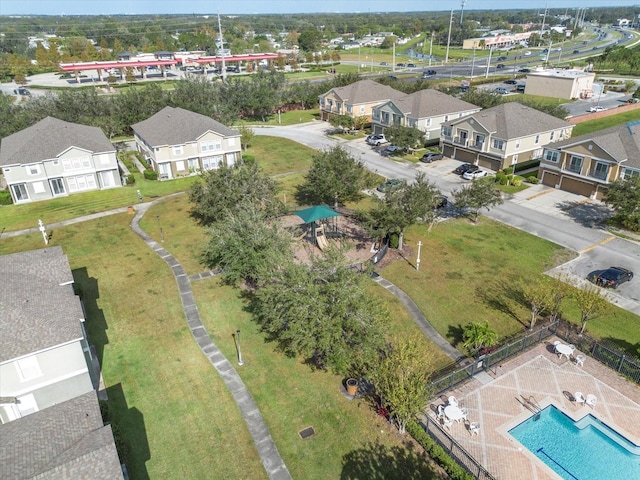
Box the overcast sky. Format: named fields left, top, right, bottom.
left=1, top=0, right=638, bottom=16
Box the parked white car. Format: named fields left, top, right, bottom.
left=462, top=169, right=489, bottom=180
left=589, top=105, right=605, bottom=113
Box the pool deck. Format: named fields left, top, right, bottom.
left=427, top=339, right=640, bottom=480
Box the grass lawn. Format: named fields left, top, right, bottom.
left=243, top=109, right=320, bottom=126
left=246, top=136, right=315, bottom=175
left=572, top=109, right=640, bottom=136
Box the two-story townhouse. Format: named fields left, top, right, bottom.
left=318, top=79, right=405, bottom=123
left=132, top=106, right=242, bottom=180
left=538, top=121, right=640, bottom=199
left=440, top=102, right=574, bottom=171
left=371, top=89, right=481, bottom=143
left=0, top=247, right=97, bottom=424
left=0, top=117, right=122, bottom=204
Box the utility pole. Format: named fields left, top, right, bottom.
left=445, top=10, right=454, bottom=64
left=485, top=47, right=493, bottom=78
left=460, top=0, right=467, bottom=26
left=217, top=10, right=226, bottom=82
left=429, top=32, right=434, bottom=66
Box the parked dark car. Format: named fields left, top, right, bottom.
left=420, top=152, right=444, bottom=163
left=504, top=79, right=518, bottom=85
left=13, top=87, right=30, bottom=95
left=407, top=63, right=416, bottom=68
left=497, top=56, right=507, bottom=61
left=588, top=267, right=634, bottom=289
left=396, top=63, right=406, bottom=67
left=496, top=63, right=505, bottom=69
left=518, top=68, right=531, bottom=73
left=573, top=49, right=580, bottom=54
left=385, top=144, right=404, bottom=154
left=453, top=163, right=478, bottom=175
left=376, top=178, right=403, bottom=193
left=516, top=84, right=526, bottom=92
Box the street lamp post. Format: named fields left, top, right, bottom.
left=236, top=329, right=244, bottom=366
left=416, top=241, right=423, bottom=271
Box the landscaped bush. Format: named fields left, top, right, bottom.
left=406, top=421, right=475, bottom=480
left=0, top=189, right=13, bottom=205
left=143, top=169, right=158, bottom=180
left=512, top=178, right=522, bottom=187
left=126, top=174, right=136, bottom=185
left=495, top=171, right=508, bottom=185
left=526, top=176, right=540, bottom=184
left=242, top=154, right=255, bottom=162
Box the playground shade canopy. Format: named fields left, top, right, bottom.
left=293, top=205, right=341, bottom=224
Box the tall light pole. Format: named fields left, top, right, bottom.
left=416, top=241, right=423, bottom=271
left=429, top=32, right=434, bottom=66
left=445, top=10, right=454, bottom=64
left=485, top=46, right=493, bottom=78
left=460, top=0, right=467, bottom=26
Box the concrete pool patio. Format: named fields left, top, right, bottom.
left=426, top=340, right=640, bottom=480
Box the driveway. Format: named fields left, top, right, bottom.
left=255, top=122, right=640, bottom=315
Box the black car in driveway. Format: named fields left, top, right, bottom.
left=420, top=152, right=444, bottom=163
left=588, top=267, right=634, bottom=289
left=453, top=163, right=478, bottom=175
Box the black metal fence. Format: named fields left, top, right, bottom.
left=419, top=416, right=497, bottom=480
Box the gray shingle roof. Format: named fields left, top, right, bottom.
left=548, top=120, right=640, bottom=168
left=0, top=391, right=123, bottom=480
left=389, top=89, right=480, bottom=118
left=327, top=79, right=405, bottom=105
left=0, top=247, right=84, bottom=363
left=0, top=117, right=115, bottom=167
left=445, top=102, right=573, bottom=139
left=131, top=106, right=239, bottom=147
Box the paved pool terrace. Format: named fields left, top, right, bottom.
left=427, top=340, right=640, bottom=480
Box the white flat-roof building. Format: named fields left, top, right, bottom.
left=522, top=68, right=595, bottom=100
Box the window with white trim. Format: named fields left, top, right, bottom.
left=592, top=162, right=609, bottom=180
left=62, top=157, right=91, bottom=171
left=32, top=181, right=45, bottom=194
left=50, top=178, right=65, bottom=195
left=188, top=158, right=199, bottom=171
left=176, top=160, right=185, bottom=171
left=534, top=134, right=540, bottom=144
left=515, top=139, right=521, bottom=149
left=544, top=150, right=560, bottom=163
left=172, top=145, right=184, bottom=156
left=621, top=168, right=640, bottom=180
left=11, top=184, right=28, bottom=201
left=26, top=164, right=41, bottom=176
left=200, top=140, right=222, bottom=152
left=550, top=131, right=555, bottom=141
left=359, top=105, right=365, bottom=114
left=202, top=155, right=223, bottom=170
left=442, top=125, right=452, bottom=138
left=16, top=356, right=43, bottom=382
left=426, top=118, right=432, bottom=127
left=492, top=139, right=505, bottom=150
left=67, top=174, right=97, bottom=192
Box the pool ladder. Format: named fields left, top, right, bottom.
left=521, top=395, right=542, bottom=418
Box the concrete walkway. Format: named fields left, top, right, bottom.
left=128, top=199, right=291, bottom=480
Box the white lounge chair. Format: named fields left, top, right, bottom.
left=437, top=405, right=445, bottom=419
left=575, top=354, right=586, bottom=367
left=574, top=392, right=586, bottom=405
left=448, top=396, right=458, bottom=407
left=586, top=394, right=597, bottom=409
left=460, top=407, right=469, bottom=423
left=443, top=418, right=454, bottom=430
left=469, top=422, right=480, bottom=435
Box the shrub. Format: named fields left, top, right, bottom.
left=512, top=178, right=522, bottom=187
left=126, top=174, right=136, bottom=185
left=0, top=189, right=13, bottom=205
left=242, top=154, right=255, bottom=162
left=495, top=171, right=507, bottom=185
left=406, top=421, right=475, bottom=480
left=526, top=176, right=540, bottom=184
left=390, top=232, right=399, bottom=249
left=143, top=169, right=158, bottom=180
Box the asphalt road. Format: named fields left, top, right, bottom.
left=256, top=123, right=640, bottom=315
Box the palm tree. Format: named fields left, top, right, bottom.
left=462, top=321, right=498, bottom=353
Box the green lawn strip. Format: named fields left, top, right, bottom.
left=572, top=110, right=640, bottom=136
left=191, top=278, right=443, bottom=479
left=243, top=108, right=321, bottom=126
left=380, top=218, right=575, bottom=344
left=247, top=135, right=316, bottom=175
left=0, top=215, right=266, bottom=479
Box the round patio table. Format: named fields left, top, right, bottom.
left=444, top=405, right=464, bottom=422
left=555, top=343, right=573, bottom=360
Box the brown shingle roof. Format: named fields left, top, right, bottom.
left=131, top=106, right=239, bottom=147
left=548, top=121, right=640, bottom=168
left=327, top=79, right=405, bottom=105
left=0, top=247, right=84, bottom=363
left=445, top=102, right=573, bottom=139
left=390, top=89, right=480, bottom=118
left=0, top=117, right=115, bottom=166
left=0, top=391, right=123, bottom=479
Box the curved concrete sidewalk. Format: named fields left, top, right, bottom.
left=372, top=273, right=467, bottom=364
left=129, top=200, right=291, bottom=480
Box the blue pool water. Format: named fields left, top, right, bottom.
left=509, top=405, right=640, bottom=480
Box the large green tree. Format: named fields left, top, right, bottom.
left=452, top=176, right=503, bottom=223
left=573, top=284, right=609, bottom=334
left=369, top=336, right=434, bottom=434
left=384, top=125, right=424, bottom=150
left=189, top=160, right=282, bottom=226
left=604, top=175, right=640, bottom=232
left=295, top=145, right=376, bottom=206
left=253, top=247, right=388, bottom=376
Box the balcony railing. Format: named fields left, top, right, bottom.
left=590, top=170, right=608, bottom=181
left=454, top=137, right=468, bottom=147
left=469, top=141, right=485, bottom=151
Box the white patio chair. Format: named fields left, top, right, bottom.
left=586, top=394, right=597, bottom=409
left=460, top=407, right=469, bottom=423
left=568, top=344, right=576, bottom=354
left=469, top=422, right=480, bottom=435
left=437, top=405, right=446, bottom=419
left=553, top=340, right=561, bottom=348
left=574, top=392, right=586, bottom=405
left=575, top=354, right=586, bottom=367
left=443, top=418, right=454, bottom=430
left=448, top=396, right=458, bottom=407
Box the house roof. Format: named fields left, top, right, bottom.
left=385, top=89, right=480, bottom=118
left=547, top=120, right=640, bottom=168
left=0, top=391, right=123, bottom=479
left=444, top=102, right=573, bottom=139
left=325, top=79, right=405, bottom=105
left=131, top=106, right=239, bottom=147
left=0, top=247, right=84, bottom=363
left=0, top=117, right=115, bottom=167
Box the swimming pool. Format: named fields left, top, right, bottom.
left=509, top=405, right=640, bottom=480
